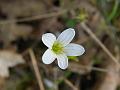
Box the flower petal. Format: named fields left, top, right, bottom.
left=57, top=28, right=75, bottom=46
left=42, top=49, right=56, bottom=64
left=57, top=54, right=68, bottom=69
left=42, top=33, right=56, bottom=48
left=64, top=43, right=85, bottom=56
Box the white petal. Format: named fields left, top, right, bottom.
left=42, top=49, right=56, bottom=64
left=57, top=28, right=75, bottom=46
left=64, top=43, right=85, bottom=56
left=57, top=54, right=68, bottom=69
left=42, top=33, right=56, bottom=48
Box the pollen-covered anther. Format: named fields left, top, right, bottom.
left=52, top=41, right=64, bottom=54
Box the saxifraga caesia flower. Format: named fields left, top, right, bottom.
left=42, top=28, right=85, bottom=69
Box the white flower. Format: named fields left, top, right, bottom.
left=42, top=28, right=85, bottom=69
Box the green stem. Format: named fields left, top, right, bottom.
left=108, top=0, right=119, bottom=22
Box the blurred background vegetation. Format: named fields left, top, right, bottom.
left=0, top=0, right=120, bottom=90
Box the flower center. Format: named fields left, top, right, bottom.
left=52, top=41, right=64, bottom=54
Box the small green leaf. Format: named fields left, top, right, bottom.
left=66, top=19, right=77, bottom=27
left=68, top=56, right=77, bottom=60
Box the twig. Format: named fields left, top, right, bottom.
left=80, top=22, right=120, bottom=67
left=64, top=79, right=78, bottom=90
left=0, top=3, right=83, bottom=25
left=0, top=10, right=67, bottom=24
left=69, top=63, right=112, bottom=73
left=29, top=49, right=45, bottom=90
left=80, top=64, right=110, bottom=73
left=90, top=67, right=109, bottom=73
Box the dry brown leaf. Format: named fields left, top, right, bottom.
left=0, top=50, right=25, bottom=77
left=0, top=23, right=32, bottom=46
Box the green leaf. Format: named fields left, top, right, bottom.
left=66, top=19, right=77, bottom=27
left=68, top=56, right=78, bottom=61
left=107, top=0, right=120, bottom=22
